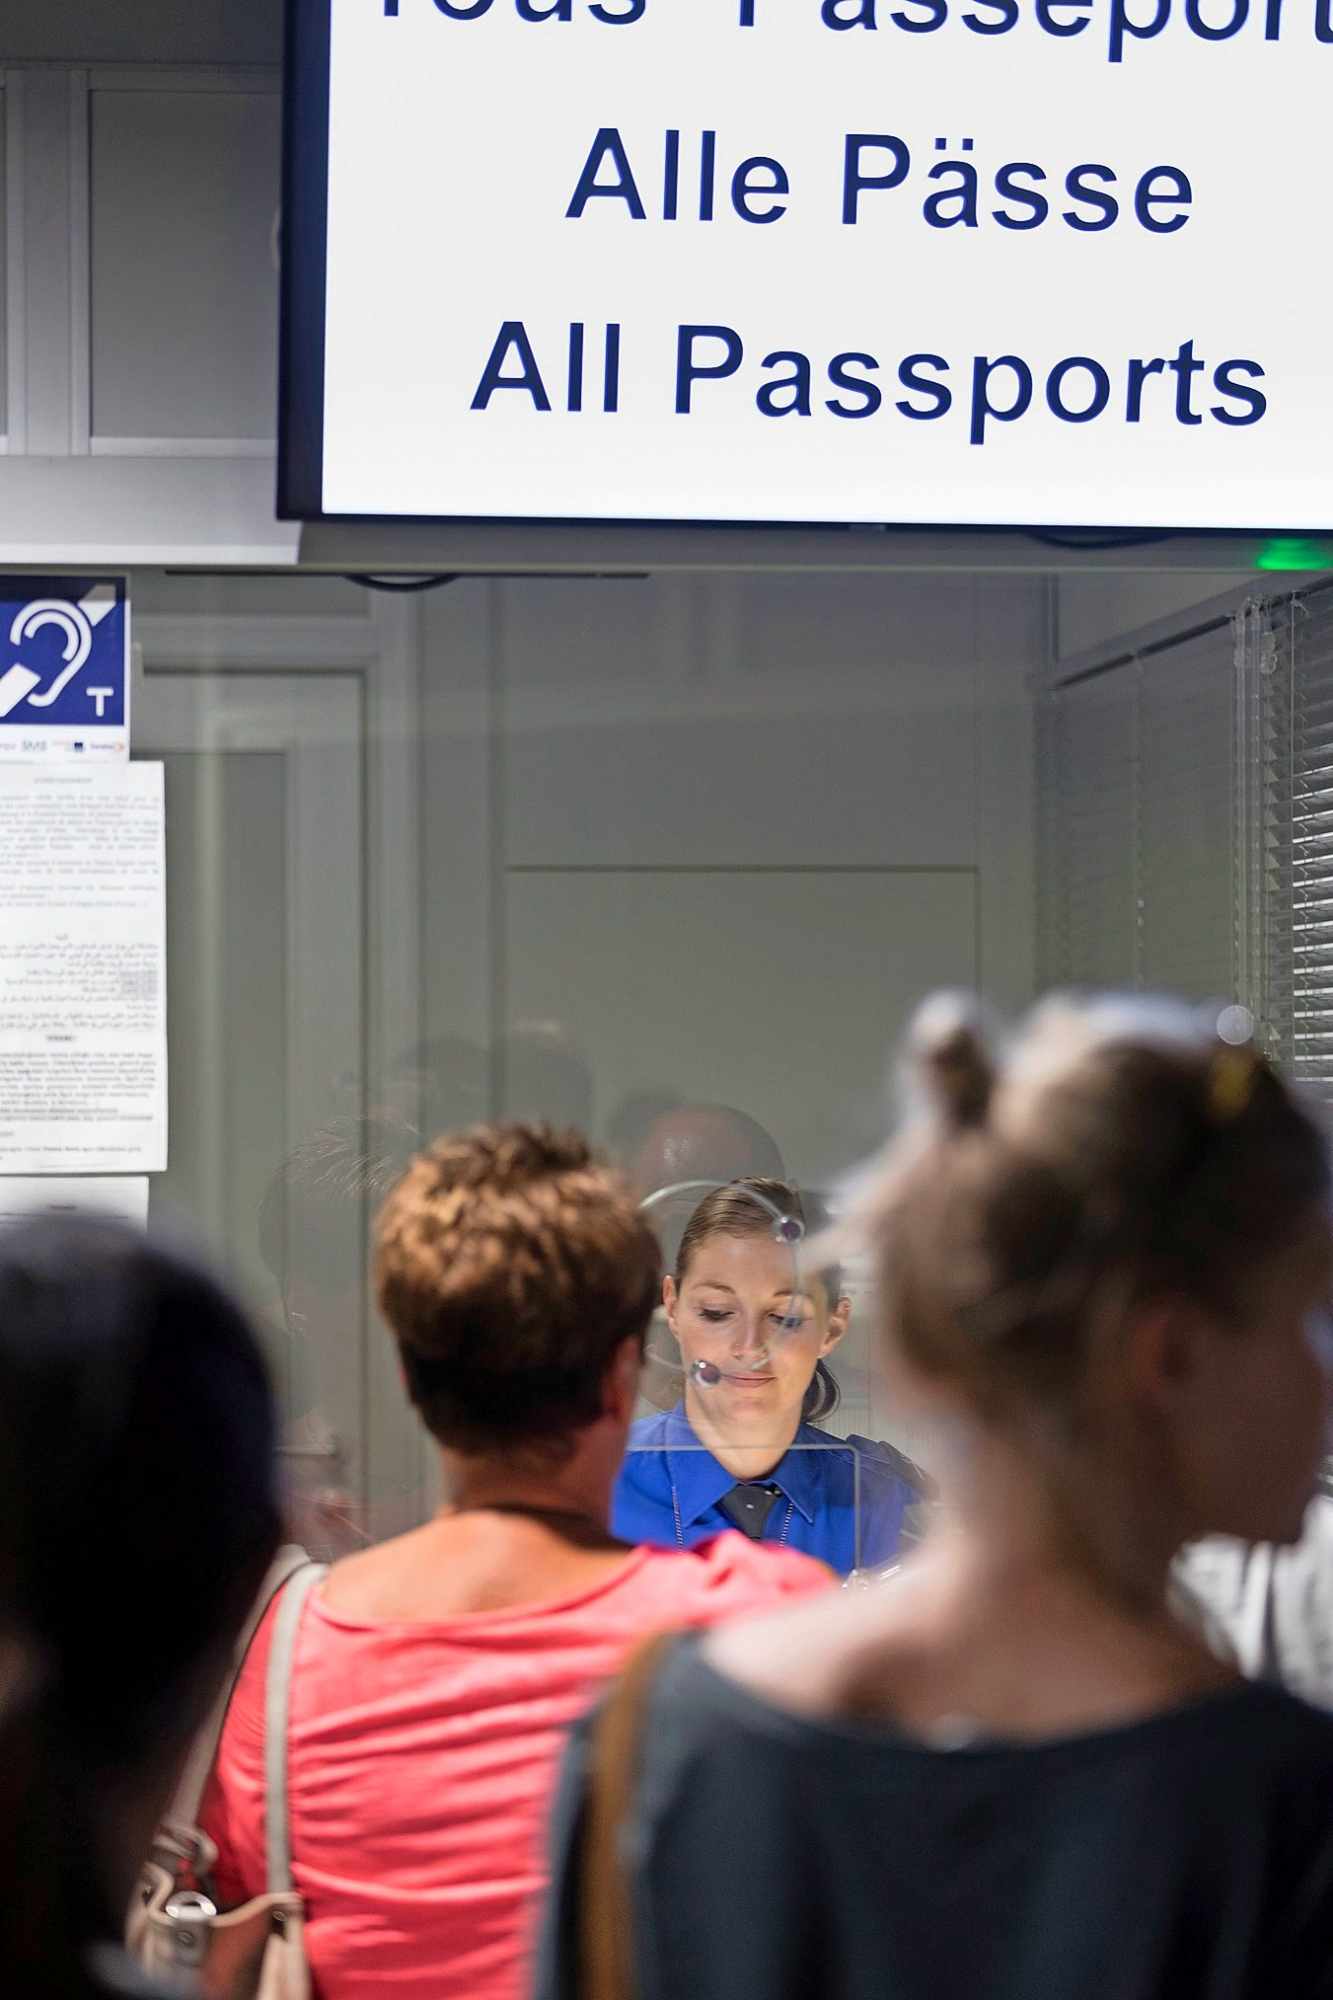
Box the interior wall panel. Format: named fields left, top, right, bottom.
left=89, top=83, right=280, bottom=442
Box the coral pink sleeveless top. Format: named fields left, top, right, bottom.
left=202, top=1535, right=828, bottom=2000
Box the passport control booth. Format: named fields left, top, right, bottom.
left=0, top=0, right=1329, bottom=1564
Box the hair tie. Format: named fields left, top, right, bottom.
left=1207, top=1044, right=1264, bottom=1124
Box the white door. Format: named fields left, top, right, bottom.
left=133, top=637, right=429, bottom=1533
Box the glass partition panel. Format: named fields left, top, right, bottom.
left=104, top=558, right=1270, bottom=1557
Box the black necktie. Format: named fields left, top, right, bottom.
left=719, top=1482, right=783, bottom=1540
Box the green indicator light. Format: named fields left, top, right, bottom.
left=1255, top=537, right=1333, bottom=572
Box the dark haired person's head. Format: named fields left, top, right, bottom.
left=0, top=1219, right=281, bottom=1995
left=374, top=1124, right=660, bottom=1468
left=630, top=1105, right=787, bottom=1273
left=630, top=1103, right=785, bottom=1201
left=667, top=1179, right=850, bottom=1432
left=857, top=993, right=1333, bottom=1557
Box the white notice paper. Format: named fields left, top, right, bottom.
left=0, top=1176, right=150, bottom=1230
left=0, top=764, right=167, bottom=1173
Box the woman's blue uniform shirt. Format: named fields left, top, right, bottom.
left=611, top=1402, right=923, bottom=1574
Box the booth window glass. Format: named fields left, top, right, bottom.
left=118, top=559, right=1298, bottom=1558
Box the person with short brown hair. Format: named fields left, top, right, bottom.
left=202, top=1123, right=830, bottom=2000
left=376, top=1122, right=661, bottom=1457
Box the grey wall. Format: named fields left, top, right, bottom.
left=414, top=569, right=1039, bottom=1448
left=1055, top=573, right=1239, bottom=660
left=420, top=572, right=1041, bottom=1184
left=127, top=566, right=1042, bottom=1491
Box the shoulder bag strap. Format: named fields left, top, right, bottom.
left=580, top=1629, right=682, bottom=2000
left=263, top=1561, right=327, bottom=1896
left=168, top=1545, right=314, bottom=1831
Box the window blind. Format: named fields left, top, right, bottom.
left=1039, top=620, right=1237, bottom=1004
left=1040, top=668, right=1134, bottom=990
left=1247, top=582, right=1333, bottom=1097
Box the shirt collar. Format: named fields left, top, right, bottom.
left=764, top=1425, right=827, bottom=1523
left=665, top=1403, right=824, bottom=1527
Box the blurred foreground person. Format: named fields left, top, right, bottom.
left=0, top=1221, right=281, bottom=2000
left=541, top=997, right=1333, bottom=2000
left=202, top=1125, right=829, bottom=2000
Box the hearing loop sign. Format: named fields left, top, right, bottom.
left=0, top=578, right=130, bottom=764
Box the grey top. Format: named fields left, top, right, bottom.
left=538, top=1634, right=1333, bottom=2000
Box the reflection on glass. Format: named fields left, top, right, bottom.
left=613, top=1178, right=927, bottom=1575
left=258, top=1114, right=416, bottom=1558
left=625, top=1104, right=788, bottom=1274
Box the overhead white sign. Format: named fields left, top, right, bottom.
left=284, top=0, right=1333, bottom=529
left=0, top=578, right=129, bottom=764
left=0, top=765, right=167, bottom=1175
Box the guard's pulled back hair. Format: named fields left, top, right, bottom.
left=375, top=1123, right=660, bottom=1455
left=858, top=992, right=1330, bottom=1414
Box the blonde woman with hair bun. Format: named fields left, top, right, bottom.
left=541, top=994, right=1333, bottom=2000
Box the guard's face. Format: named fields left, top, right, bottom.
left=666, top=1230, right=848, bottom=1436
